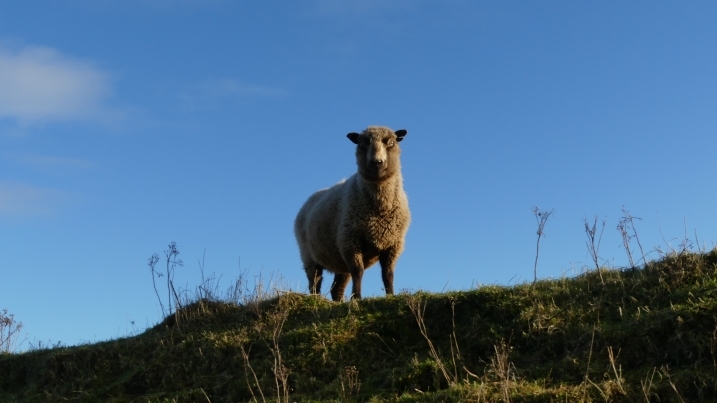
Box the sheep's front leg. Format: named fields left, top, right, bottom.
left=379, top=248, right=400, bottom=295
left=344, top=252, right=365, bottom=300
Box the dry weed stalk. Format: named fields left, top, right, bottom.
left=240, top=344, right=267, bottom=403
left=581, top=325, right=597, bottom=402
left=448, top=299, right=462, bottom=382
left=196, top=248, right=224, bottom=301
left=339, top=366, right=361, bottom=402
left=147, top=254, right=164, bottom=315
left=660, top=365, right=685, bottom=403
left=584, top=216, right=606, bottom=284
left=678, top=217, right=694, bottom=255
left=711, top=325, right=717, bottom=395
left=655, top=213, right=695, bottom=256
left=262, top=295, right=290, bottom=403
left=617, top=207, right=645, bottom=267
left=606, top=346, right=626, bottom=395
left=489, top=341, right=514, bottom=403
left=248, top=272, right=286, bottom=316
left=165, top=242, right=184, bottom=317
left=147, top=242, right=185, bottom=318
left=640, top=367, right=658, bottom=403
left=225, top=267, right=249, bottom=304
left=531, top=207, right=554, bottom=285
left=406, top=294, right=455, bottom=386
left=472, top=381, right=486, bottom=403
left=240, top=289, right=293, bottom=403
left=199, top=387, right=212, bottom=403
left=0, top=309, right=25, bottom=353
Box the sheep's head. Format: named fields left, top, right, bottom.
left=347, top=126, right=407, bottom=182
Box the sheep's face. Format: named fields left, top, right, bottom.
left=347, top=126, right=407, bottom=182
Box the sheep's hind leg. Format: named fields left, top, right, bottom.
left=329, top=273, right=350, bottom=302
left=305, top=262, right=324, bottom=295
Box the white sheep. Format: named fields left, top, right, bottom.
left=294, top=126, right=411, bottom=301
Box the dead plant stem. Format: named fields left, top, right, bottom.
left=240, top=344, right=266, bottom=403
left=532, top=207, right=554, bottom=285
left=407, top=295, right=453, bottom=385
left=582, top=325, right=596, bottom=402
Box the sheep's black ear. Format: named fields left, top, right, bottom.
left=395, top=129, right=407, bottom=142
left=347, top=132, right=360, bottom=144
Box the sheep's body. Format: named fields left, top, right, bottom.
left=294, top=126, right=410, bottom=301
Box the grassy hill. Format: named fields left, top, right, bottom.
left=2, top=251, right=717, bottom=402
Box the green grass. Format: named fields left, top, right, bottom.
left=2, top=251, right=717, bottom=402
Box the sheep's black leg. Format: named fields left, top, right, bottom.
left=330, top=273, right=350, bottom=302
left=343, top=251, right=365, bottom=300
left=379, top=249, right=399, bottom=295
left=305, top=263, right=323, bottom=295
left=350, top=267, right=364, bottom=300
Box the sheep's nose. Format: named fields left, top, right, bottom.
left=371, top=159, right=384, bottom=167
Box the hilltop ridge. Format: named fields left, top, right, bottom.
left=2, top=251, right=717, bottom=402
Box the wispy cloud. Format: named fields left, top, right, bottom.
left=311, top=0, right=413, bottom=16
left=71, top=0, right=225, bottom=11
left=0, top=44, right=113, bottom=125
left=179, top=78, right=288, bottom=109
left=134, top=0, right=224, bottom=8
left=0, top=181, right=73, bottom=217
left=11, top=154, right=96, bottom=170
left=197, top=78, right=288, bottom=99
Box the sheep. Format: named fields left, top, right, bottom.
left=294, top=126, right=411, bottom=301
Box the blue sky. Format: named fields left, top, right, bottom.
left=2, top=1, right=717, bottom=348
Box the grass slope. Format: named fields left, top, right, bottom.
left=2, top=251, right=717, bottom=402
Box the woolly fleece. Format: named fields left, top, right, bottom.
left=294, top=126, right=411, bottom=301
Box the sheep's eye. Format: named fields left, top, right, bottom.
left=387, top=140, right=395, bottom=147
